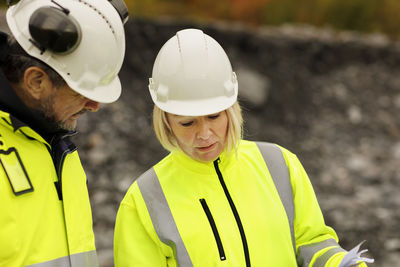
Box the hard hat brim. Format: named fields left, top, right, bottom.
left=150, top=87, right=238, bottom=116
left=71, top=76, right=122, bottom=104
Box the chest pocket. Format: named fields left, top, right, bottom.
left=0, top=147, right=34, bottom=196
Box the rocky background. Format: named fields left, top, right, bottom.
left=2, top=13, right=399, bottom=266
left=74, top=18, right=400, bottom=266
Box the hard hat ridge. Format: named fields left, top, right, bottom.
left=149, top=28, right=238, bottom=116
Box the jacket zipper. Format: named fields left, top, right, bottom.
left=50, top=134, right=77, bottom=201
left=199, top=198, right=226, bottom=261
left=213, top=158, right=251, bottom=267
left=49, top=134, right=77, bottom=257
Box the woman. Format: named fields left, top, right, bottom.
left=114, top=29, right=372, bottom=267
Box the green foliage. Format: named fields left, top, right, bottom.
left=261, top=0, right=300, bottom=25
left=321, top=0, right=378, bottom=32
left=124, top=0, right=400, bottom=39
left=2, top=0, right=400, bottom=38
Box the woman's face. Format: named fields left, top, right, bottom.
left=167, top=111, right=228, bottom=163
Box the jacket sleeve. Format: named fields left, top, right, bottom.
left=281, top=148, right=369, bottom=267
left=114, top=182, right=170, bottom=267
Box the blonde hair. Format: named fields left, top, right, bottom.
left=153, top=102, right=243, bottom=154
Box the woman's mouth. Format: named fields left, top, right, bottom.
left=197, top=143, right=216, bottom=152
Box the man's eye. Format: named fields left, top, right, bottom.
left=181, top=121, right=193, bottom=127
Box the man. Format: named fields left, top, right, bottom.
left=0, top=0, right=128, bottom=266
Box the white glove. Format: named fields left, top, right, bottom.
left=338, top=241, right=374, bottom=267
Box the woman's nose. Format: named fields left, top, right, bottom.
left=197, top=121, right=211, bottom=140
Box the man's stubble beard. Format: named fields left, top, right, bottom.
left=40, top=93, right=76, bottom=132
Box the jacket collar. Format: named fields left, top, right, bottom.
left=169, top=147, right=237, bottom=175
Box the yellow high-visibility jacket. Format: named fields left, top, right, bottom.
left=0, top=110, right=97, bottom=267
left=115, top=140, right=366, bottom=266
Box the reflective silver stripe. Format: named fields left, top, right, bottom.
left=27, top=250, right=98, bottom=267
left=313, top=246, right=346, bottom=267
left=298, top=238, right=344, bottom=267
left=256, top=142, right=296, bottom=256
left=137, top=168, right=193, bottom=267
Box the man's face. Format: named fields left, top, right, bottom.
left=40, top=84, right=100, bottom=131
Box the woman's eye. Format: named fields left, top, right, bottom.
left=181, top=121, right=193, bottom=127
left=209, top=114, right=220, bottom=120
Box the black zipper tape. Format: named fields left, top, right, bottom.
left=199, top=198, right=226, bottom=261
left=214, top=159, right=251, bottom=267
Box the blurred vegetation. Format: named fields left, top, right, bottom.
left=1, top=0, right=400, bottom=39
left=125, top=0, right=400, bottom=39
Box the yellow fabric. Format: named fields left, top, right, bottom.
left=0, top=110, right=96, bottom=266
left=115, top=183, right=174, bottom=266
left=115, top=140, right=350, bottom=266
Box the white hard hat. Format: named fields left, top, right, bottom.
left=149, top=28, right=238, bottom=116
left=6, top=0, right=128, bottom=103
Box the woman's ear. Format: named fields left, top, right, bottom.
left=23, top=66, right=52, bottom=100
